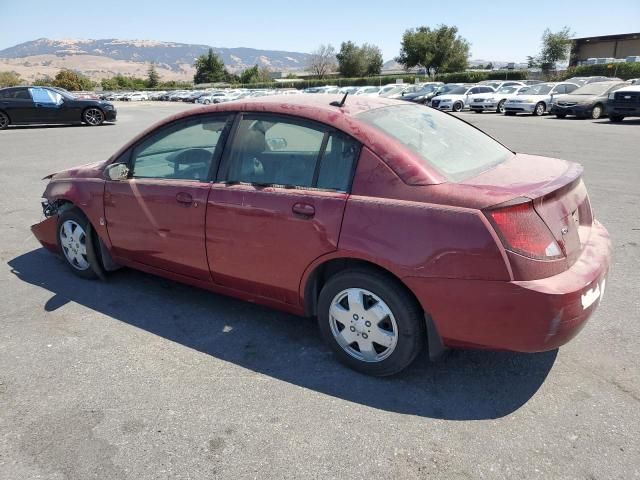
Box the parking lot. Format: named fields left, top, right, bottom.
left=1, top=102, right=638, bottom=479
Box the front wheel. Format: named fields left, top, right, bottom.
left=532, top=102, right=545, bottom=116
left=83, top=108, right=105, bottom=126
left=452, top=101, right=463, bottom=112
left=57, top=209, right=98, bottom=279
left=317, top=269, right=425, bottom=376
left=496, top=99, right=506, bottom=114
left=591, top=104, right=603, bottom=119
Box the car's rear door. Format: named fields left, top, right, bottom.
left=0, top=87, right=36, bottom=123
left=206, top=113, right=360, bottom=304
left=104, top=113, right=233, bottom=281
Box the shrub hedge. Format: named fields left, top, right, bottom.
left=562, top=63, right=640, bottom=81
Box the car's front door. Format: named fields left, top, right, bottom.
left=28, top=87, right=66, bottom=123
left=104, top=114, right=232, bottom=281
left=207, top=113, right=360, bottom=304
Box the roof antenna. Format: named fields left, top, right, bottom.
left=330, top=92, right=348, bottom=107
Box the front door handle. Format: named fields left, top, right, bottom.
left=292, top=202, right=315, bottom=218
left=176, top=192, right=193, bottom=205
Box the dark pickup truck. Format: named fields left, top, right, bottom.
left=606, top=86, right=640, bottom=122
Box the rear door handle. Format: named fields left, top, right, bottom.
left=176, top=192, right=193, bottom=205
left=292, top=202, right=315, bottom=218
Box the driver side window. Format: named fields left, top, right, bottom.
left=131, top=115, right=230, bottom=181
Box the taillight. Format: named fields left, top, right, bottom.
left=486, top=201, right=563, bottom=260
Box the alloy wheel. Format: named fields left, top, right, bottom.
left=0, top=112, right=9, bottom=129
left=84, top=108, right=104, bottom=126
left=591, top=105, right=603, bottom=119
left=60, top=220, right=90, bottom=270
left=328, top=288, right=398, bottom=363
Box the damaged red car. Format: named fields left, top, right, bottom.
left=32, top=95, right=611, bottom=376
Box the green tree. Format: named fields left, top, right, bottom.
left=485, top=62, right=494, bottom=70
left=537, top=27, right=573, bottom=75
left=396, top=25, right=470, bottom=76
left=361, top=44, right=383, bottom=75
left=336, top=41, right=365, bottom=77
left=336, top=41, right=384, bottom=77
left=0, top=71, right=23, bottom=87
left=240, top=65, right=260, bottom=84
left=51, top=69, right=94, bottom=91
left=146, top=63, right=160, bottom=88
left=194, top=48, right=226, bottom=84
left=526, top=55, right=538, bottom=68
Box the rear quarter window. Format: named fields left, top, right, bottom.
left=356, top=104, right=513, bottom=182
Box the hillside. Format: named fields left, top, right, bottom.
left=0, top=38, right=311, bottom=81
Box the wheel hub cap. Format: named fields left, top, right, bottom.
left=60, top=220, right=90, bottom=270
left=329, top=288, right=398, bottom=363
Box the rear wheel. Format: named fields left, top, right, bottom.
left=317, top=269, right=425, bottom=376
left=452, top=101, right=464, bottom=112
left=591, top=104, right=603, bottom=119
left=0, top=111, right=9, bottom=130
left=496, top=99, right=506, bottom=113
left=533, top=102, right=545, bottom=116
left=609, top=115, right=624, bottom=123
left=82, top=108, right=104, bottom=126
left=57, top=209, right=98, bottom=279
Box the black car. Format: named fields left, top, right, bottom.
left=400, top=84, right=440, bottom=104
left=605, top=85, right=640, bottom=122
left=0, top=86, right=116, bottom=129
left=550, top=81, right=626, bottom=119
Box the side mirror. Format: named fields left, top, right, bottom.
left=105, top=162, right=130, bottom=181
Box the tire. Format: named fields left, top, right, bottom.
left=555, top=113, right=567, bottom=119
left=591, top=104, right=603, bottom=120
left=203, top=99, right=211, bottom=105
left=496, top=99, right=506, bottom=114
left=317, top=269, right=425, bottom=376
left=0, top=111, right=9, bottom=130
left=452, top=101, right=463, bottom=112
left=532, top=102, right=545, bottom=116
left=82, top=107, right=105, bottom=126
left=504, top=111, right=516, bottom=116
left=57, top=209, right=98, bottom=279
left=609, top=115, right=624, bottom=123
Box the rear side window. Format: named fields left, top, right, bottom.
left=225, top=115, right=359, bottom=191
left=356, top=104, right=512, bottom=182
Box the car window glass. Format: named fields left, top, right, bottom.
left=131, top=116, right=229, bottom=181
left=227, top=116, right=326, bottom=187
left=565, top=84, right=578, bottom=93
left=11, top=88, right=31, bottom=100
left=316, top=133, right=359, bottom=192
left=29, top=88, right=62, bottom=105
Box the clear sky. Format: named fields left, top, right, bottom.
left=1, top=0, right=639, bottom=62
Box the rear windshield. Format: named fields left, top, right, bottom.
left=356, top=104, right=512, bottom=182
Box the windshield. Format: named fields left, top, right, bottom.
left=519, top=84, right=553, bottom=95
left=356, top=104, right=512, bottom=182
left=436, top=84, right=459, bottom=95
left=571, top=83, right=619, bottom=95
left=497, top=86, right=518, bottom=94
left=447, top=86, right=469, bottom=95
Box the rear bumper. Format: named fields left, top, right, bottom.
left=404, top=220, right=611, bottom=352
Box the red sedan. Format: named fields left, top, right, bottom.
left=32, top=94, right=611, bottom=376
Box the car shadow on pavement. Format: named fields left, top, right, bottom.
left=7, top=123, right=115, bottom=130
left=9, top=248, right=558, bottom=421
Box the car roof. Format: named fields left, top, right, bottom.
left=109, top=94, right=446, bottom=186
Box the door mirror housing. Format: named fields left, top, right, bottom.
left=105, top=162, right=130, bottom=181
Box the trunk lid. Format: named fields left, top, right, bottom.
left=462, top=154, right=592, bottom=265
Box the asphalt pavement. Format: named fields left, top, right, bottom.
left=0, top=102, right=638, bottom=479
